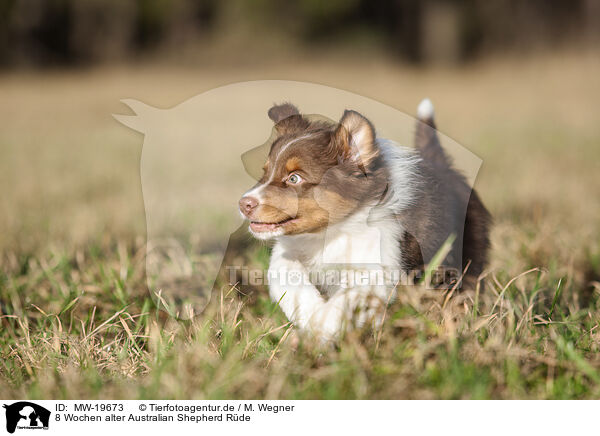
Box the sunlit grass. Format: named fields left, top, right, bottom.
left=1, top=235, right=600, bottom=399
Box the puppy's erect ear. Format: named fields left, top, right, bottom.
left=332, top=110, right=378, bottom=166
left=268, top=103, right=300, bottom=123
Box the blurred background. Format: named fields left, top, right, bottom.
left=0, top=0, right=599, bottom=275
left=1, top=0, right=599, bottom=67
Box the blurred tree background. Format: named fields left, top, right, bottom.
left=0, top=0, right=598, bottom=68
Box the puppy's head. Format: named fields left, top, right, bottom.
left=239, top=103, right=386, bottom=240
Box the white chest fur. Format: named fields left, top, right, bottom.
left=268, top=204, right=402, bottom=327
left=267, top=211, right=401, bottom=341
left=278, top=206, right=400, bottom=272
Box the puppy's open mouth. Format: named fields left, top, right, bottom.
left=249, top=217, right=297, bottom=233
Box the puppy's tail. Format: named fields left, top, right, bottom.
left=414, top=98, right=451, bottom=169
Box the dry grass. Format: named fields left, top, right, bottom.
left=2, top=242, right=599, bottom=399
left=1, top=49, right=600, bottom=399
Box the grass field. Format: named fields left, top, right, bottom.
left=1, top=50, right=600, bottom=399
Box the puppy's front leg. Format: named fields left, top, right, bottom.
left=268, top=247, right=326, bottom=331
left=308, top=285, right=391, bottom=342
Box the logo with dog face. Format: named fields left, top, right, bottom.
left=114, top=81, right=485, bottom=320
left=2, top=402, right=50, bottom=433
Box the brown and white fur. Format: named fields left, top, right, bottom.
left=239, top=100, right=490, bottom=341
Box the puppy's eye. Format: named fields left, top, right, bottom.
left=287, top=173, right=303, bottom=185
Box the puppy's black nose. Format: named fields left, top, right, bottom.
left=239, top=196, right=258, bottom=216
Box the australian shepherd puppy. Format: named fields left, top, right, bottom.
left=238, top=100, right=490, bottom=341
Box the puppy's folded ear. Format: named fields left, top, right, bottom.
left=268, top=103, right=300, bottom=123
left=332, top=110, right=379, bottom=166
left=268, top=102, right=310, bottom=135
